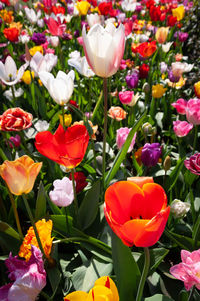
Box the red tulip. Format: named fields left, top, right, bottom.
left=104, top=179, right=170, bottom=247
left=35, top=124, right=89, bottom=169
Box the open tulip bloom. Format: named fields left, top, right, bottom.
left=104, top=180, right=170, bottom=247
left=82, top=23, right=125, bottom=78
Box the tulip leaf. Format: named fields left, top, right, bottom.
left=78, top=179, right=101, bottom=230
left=166, top=158, right=185, bottom=192
left=111, top=232, right=141, bottom=301
left=35, top=181, right=47, bottom=220
left=144, top=294, right=174, bottom=301
left=164, top=229, right=196, bottom=250
left=105, top=111, right=146, bottom=187
left=137, top=248, right=169, bottom=274
left=46, top=265, right=62, bottom=298
left=0, top=221, right=20, bottom=240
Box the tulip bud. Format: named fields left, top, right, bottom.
left=142, top=82, right=150, bottom=93
left=142, top=122, right=153, bottom=135
left=59, top=114, right=72, bottom=127
left=170, top=199, right=190, bottom=219
left=163, top=155, right=171, bottom=172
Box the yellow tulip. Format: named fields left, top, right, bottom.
left=21, top=70, right=34, bottom=84
left=194, top=81, right=200, bottom=98
left=64, top=276, right=119, bottom=301
left=152, top=84, right=167, bottom=98
left=155, top=27, right=169, bottom=44
left=172, top=5, right=185, bottom=21
left=0, top=155, right=42, bottom=195
left=29, top=46, right=43, bottom=56
left=59, top=114, right=72, bottom=127
left=76, top=1, right=90, bottom=15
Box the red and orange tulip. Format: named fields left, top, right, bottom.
left=104, top=178, right=170, bottom=247
left=35, top=124, right=89, bottom=169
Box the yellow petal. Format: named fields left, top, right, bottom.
left=64, top=291, right=88, bottom=301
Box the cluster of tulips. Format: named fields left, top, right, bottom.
left=0, top=0, right=200, bottom=300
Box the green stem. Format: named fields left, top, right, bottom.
left=0, top=147, right=8, bottom=161
left=6, top=186, right=23, bottom=240
left=64, top=206, right=70, bottom=236
left=188, top=286, right=195, bottom=301
left=22, top=194, right=47, bottom=260
left=136, top=247, right=150, bottom=301
left=71, top=168, right=79, bottom=227
left=193, top=125, right=198, bottom=152
left=102, top=78, right=108, bottom=189
left=61, top=105, right=66, bottom=131
left=11, top=85, right=16, bottom=105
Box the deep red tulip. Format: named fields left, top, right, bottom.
left=104, top=179, right=170, bottom=247
left=35, top=124, right=89, bottom=169
left=69, top=171, right=88, bottom=193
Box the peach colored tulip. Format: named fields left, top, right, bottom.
left=0, top=155, right=42, bottom=195
left=155, top=27, right=169, bottom=44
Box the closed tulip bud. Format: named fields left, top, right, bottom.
left=170, top=199, right=190, bottom=219
left=142, top=82, right=150, bottom=93
left=59, top=114, right=72, bottom=127
left=142, top=122, right=153, bottom=135
left=163, top=155, right=171, bottom=172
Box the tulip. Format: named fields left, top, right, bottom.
left=173, top=120, right=193, bottom=137
left=155, top=27, right=169, bottom=44
left=172, top=5, right=185, bottom=21
left=194, top=81, right=200, bottom=98
left=68, top=55, right=95, bottom=77
left=170, top=199, right=190, bottom=219
left=186, top=99, right=200, bottom=125
left=116, top=127, right=136, bottom=153
left=108, top=106, right=127, bottom=121
left=104, top=179, right=170, bottom=247
left=87, top=13, right=103, bottom=28
left=64, top=276, right=119, bottom=301
left=184, top=153, right=200, bottom=175
left=0, top=56, right=28, bottom=86
left=0, top=107, right=33, bottom=131
left=82, top=23, right=125, bottom=78
left=171, top=98, right=187, bottom=115
left=152, top=84, right=167, bottom=98
left=35, top=124, right=89, bottom=169
left=141, top=143, right=162, bottom=167
left=170, top=249, right=200, bottom=290
left=0, top=156, right=42, bottom=196
left=24, top=7, right=41, bottom=25
left=30, top=52, right=58, bottom=77
left=49, top=177, right=74, bottom=207
left=38, top=70, right=75, bottom=105
left=76, top=1, right=90, bottom=15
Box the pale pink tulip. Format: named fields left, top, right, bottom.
left=116, top=127, right=136, bottom=153
left=173, top=120, right=193, bottom=137
left=186, top=98, right=200, bottom=125
left=171, top=98, right=187, bottom=115
left=170, top=249, right=200, bottom=291
left=82, top=23, right=125, bottom=78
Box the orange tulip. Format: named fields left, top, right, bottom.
left=64, top=276, right=119, bottom=301
left=104, top=179, right=170, bottom=247
left=0, top=155, right=42, bottom=195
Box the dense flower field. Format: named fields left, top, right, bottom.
left=0, top=0, right=199, bottom=300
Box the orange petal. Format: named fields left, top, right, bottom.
left=127, top=177, right=154, bottom=188
left=121, top=219, right=150, bottom=246
left=105, top=181, right=144, bottom=224
left=64, top=291, right=88, bottom=301
left=142, top=183, right=167, bottom=219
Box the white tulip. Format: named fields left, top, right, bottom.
left=0, top=56, right=28, bottom=86
left=30, top=52, right=57, bottom=77
left=24, top=7, right=41, bottom=25
left=68, top=56, right=95, bottom=77
left=39, top=70, right=75, bottom=105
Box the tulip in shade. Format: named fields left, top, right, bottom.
left=170, top=249, right=200, bottom=290
left=0, top=246, right=46, bottom=301
left=141, top=143, right=162, bottom=167
left=64, top=276, right=119, bottom=301
left=82, top=23, right=125, bottom=78
left=35, top=124, right=89, bottom=169
left=184, top=153, right=200, bottom=175
left=0, top=156, right=42, bottom=196
left=104, top=179, right=170, bottom=247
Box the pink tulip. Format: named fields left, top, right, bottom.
left=116, top=127, right=136, bottom=153
left=119, top=91, right=134, bottom=104
left=45, top=17, right=66, bottom=37
left=173, top=120, right=193, bottom=137
left=82, top=23, right=125, bottom=78
left=170, top=249, right=200, bottom=291
left=0, top=246, right=46, bottom=301
left=171, top=98, right=187, bottom=115
left=186, top=98, right=200, bottom=125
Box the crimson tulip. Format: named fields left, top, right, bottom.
left=35, top=124, right=89, bottom=169
left=104, top=179, right=170, bottom=247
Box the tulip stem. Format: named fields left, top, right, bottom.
left=71, top=169, right=79, bottom=227
left=136, top=247, right=150, bottom=301
left=6, top=186, right=23, bottom=240
left=102, top=78, right=108, bottom=189
left=22, top=194, right=47, bottom=260
left=193, top=125, right=198, bottom=151
left=62, top=105, right=66, bottom=131
left=188, top=286, right=195, bottom=301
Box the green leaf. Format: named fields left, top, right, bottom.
left=164, top=229, right=195, bottom=250
left=105, top=111, right=146, bottom=187
left=35, top=181, right=47, bottom=220
left=184, top=169, right=198, bottom=186
left=46, top=265, right=61, bottom=298
left=78, top=180, right=101, bottom=230
left=138, top=248, right=169, bottom=274
left=0, top=221, right=20, bottom=240
left=166, top=158, right=185, bottom=192
left=144, top=294, right=174, bottom=301
left=112, top=232, right=141, bottom=301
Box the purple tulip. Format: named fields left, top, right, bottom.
left=125, top=70, right=139, bottom=89
left=141, top=143, right=162, bottom=167
left=178, top=32, right=189, bottom=42
left=31, top=32, right=46, bottom=45
left=168, top=68, right=180, bottom=83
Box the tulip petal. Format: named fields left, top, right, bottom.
left=64, top=291, right=88, bottom=301
left=127, top=177, right=154, bottom=188
left=94, top=276, right=119, bottom=301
